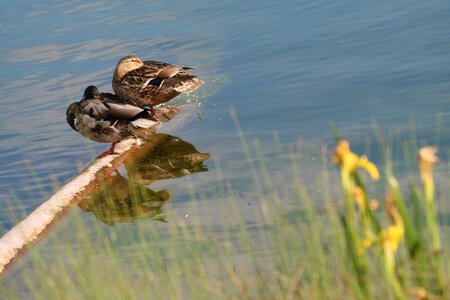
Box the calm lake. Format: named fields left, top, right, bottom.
left=1, top=0, right=450, bottom=288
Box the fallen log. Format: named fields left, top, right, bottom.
left=0, top=104, right=196, bottom=275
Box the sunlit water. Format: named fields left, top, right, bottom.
left=1, top=0, right=450, bottom=283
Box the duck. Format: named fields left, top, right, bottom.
left=112, top=55, right=204, bottom=116
left=66, top=85, right=159, bottom=157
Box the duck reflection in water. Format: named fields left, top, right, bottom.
left=79, top=133, right=210, bottom=225
left=79, top=173, right=170, bottom=225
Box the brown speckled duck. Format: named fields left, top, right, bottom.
left=66, top=85, right=159, bottom=157
left=112, top=55, right=204, bottom=116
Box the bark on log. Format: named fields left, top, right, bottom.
left=0, top=104, right=194, bottom=275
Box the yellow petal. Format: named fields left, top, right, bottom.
left=343, top=152, right=360, bottom=173
left=334, top=141, right=380, bottom=181
left=333, top=140, right=350, bottom=165
left=380, top=225, right=404, bottom=253
left=357, top=156, right=380, bottom=181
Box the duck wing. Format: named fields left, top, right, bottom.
left=143, top=61, right=202, bottom=93
left=119, top=62, right=164, bottom=91
left=80, top=96, right=150, bottom=129
left=122, top=61, right=191, bottom=91
left=144, top=60, right=193, bottom=84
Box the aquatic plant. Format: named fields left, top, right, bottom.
left=334, top=139, right=446, bottom=299
left=0, top=132, right=448, bottom=299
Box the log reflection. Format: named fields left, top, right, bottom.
left=79, top=133, right=210, bottom=225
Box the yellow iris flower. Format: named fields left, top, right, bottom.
left=418, top=146, right=438, bottom=203
left=334, top=140, right=380, bottom=181
left=380, top=225, right=404, bottom=254
left=380, top=200, right=404, bottom=268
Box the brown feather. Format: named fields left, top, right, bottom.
left=112, top=56, right=204, bottom=107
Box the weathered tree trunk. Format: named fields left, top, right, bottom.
left=0, top=105, right=192, bottom=275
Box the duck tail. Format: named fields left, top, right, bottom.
left=174, top=77, right=204, bottom=93
left=130, top=118, right=159, bottom=129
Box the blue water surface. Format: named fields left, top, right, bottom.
left=1, top=1, right=450, bottom=233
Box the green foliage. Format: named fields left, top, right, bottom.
left=0, top=131, right=448, bottom=300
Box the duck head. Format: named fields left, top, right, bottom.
left=83, top=85, right=100, bottom=100
left=114, top=55, right=144, bottom=80
left=66, top=102, right=78, bottom=131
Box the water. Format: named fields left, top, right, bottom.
left=1, top=0, right=450, bottom=279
